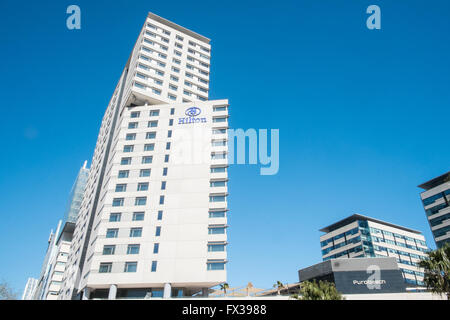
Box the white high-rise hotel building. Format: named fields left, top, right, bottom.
left=60, top=12, right=229, bottom=299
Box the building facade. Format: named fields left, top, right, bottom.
left=319, top=214, right=428, bottom=289
left=59, top=12, right=229, bottom=300
left=21, top=278, right=38, bottom=300
left=418, top=171, right=450, bottom=248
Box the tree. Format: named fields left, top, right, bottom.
left=293, top=280, right=344, bottom=300
left=220, top=283, right=229, bottom=296
left=418, top=242, right=450, bottom=300
left=273, top=281, right=285, bottom=295
left=0, top=281, right=18, bottom=300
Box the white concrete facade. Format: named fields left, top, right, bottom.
left=319, top=214, right=428, bottom=289
left=21, top=278, right=38, bottom=300
left=60, top=12, right=228, bottom=300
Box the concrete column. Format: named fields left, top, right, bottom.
left=201, top=288, right=209, bottom=297
left=163, top=283, right=171, bottom=299
left=108, top=284, right=117, bottom=300
left=82, top=287, right=90, bottom=300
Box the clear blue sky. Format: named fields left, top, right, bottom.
left=0, top=0, right=449, bottom=294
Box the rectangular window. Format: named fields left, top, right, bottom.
left=209, top=195, right=226, bottom=202
left=210, top=180, right=227, bottom=187
left=132, top=212, right=145, bottom=221
left=112, top=198, right=124, bottom=207
left=146, top=132, right=156, bottom=139
left=124, top=262, right=137, bottom=273
left=212, top=140, right=227, bottom=147
left=167, top=130, right=172, bottom=138
left=144, top=143, right=155, bottom=151
left=120, top=157, right=132, bottom=165
left=103, top=245, right=116, bottom=255
left=207, top=262, right=225, bottom=270
left=157, top=211, right=163, bottom=220
left=149, top=110, right=160, bottom=117
left=151, top=261, right=157, bottom=272
left=166, top=142, right=171, bottom=150
left=159, top=195, right=165, bottom=204
left=161, top=181, right=166, bottom=190
left=208, top=244, right=225, bottom=252
left=130, top=228, right=142, bottom=237
left=148, top=120, right=158, bottom=127
left=153, top=243, right=159, bottom=254
left=115, top=184, right=127, bottom=192
left=213, top=106, right=227, bottom=112
left=142, top=156, right=153, bottom=164
left=168, top=94, right=176, bottom=101
left=208, top=227, right=226, bottom=234
left=127, top=244, right=140, bottom=255
left=213, top=128, right=227, bottom=134
left=135, top=197, right=147, bottom=206
left=137, top=182, right=149, bottom=191
left=99, top=263, right=112, bottom=273
left=123, top=145, right=134, bottom=152
left=213, top=117, right=227, bottom=123
left=140, top=169, right=151, bottom=177
left=109, top=213, right=121, bottom=222
left=128, top=122, right=138, bottom=129
left=130, top=111, right=140, bottom=118
left=106, top=229, right=119, bottom=238
left=163, top=168, right=168, bottom=176
left=126, top=133, right=136, bottom=141
left=170, top=75, right=179, bottom=82
left=211, top=153, right=226, bottom=160
left=169, top=119, right=173, bottom=126
left=170, top=108, right=175, bottom=115
left=169, top=84, right=178, bottom=91
left=118, top=170, right=129, bottom=178
left=164, top=155, right=169, bottom=163
left=155, top=226, right=161, bottom=236
left=209, top=211, right=226, bottom=218
left=211, top=167, right=227, bottom=173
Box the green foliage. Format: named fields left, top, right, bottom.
left=293, top=280, right=344, bottom=300
left=220, top=282, right=229, bottom=295
left=418, top=242, right=450, bottom=299
left=0, top=281, right=18, bottom=300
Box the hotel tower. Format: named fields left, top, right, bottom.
left=59, top=12, right=229, bottom=299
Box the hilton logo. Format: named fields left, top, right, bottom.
left=179, top=107, right=207, bottom=125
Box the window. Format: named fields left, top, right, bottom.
left=167, top=130, right=172, bottom=138
left=153, top=243, right=159, bottom=254
left=137, top=182, right=149, bottom=191
left=127, top=244, right=140, bottom=255
left=121, top=157, right=132, bottom=165
left=213, top=106, right=227, bottom=112
left=208, top=226, right=226, bottom=234
left=128, top=122, right=138, bottom=129
left=171, top=66, right=180, bottom=73
left=172, top=58, right=180, bottom=64
left=118, top=170, right=129, bottom=178
left=99, top=263, right=112, bottom=273
left=211, top=167, right=226, bottom=173
left=142, top=156, right=153, bottom=164
left=133, top=212, right=145, bottom=221
left=163, top=167, right=168, bottom=176
left=112, top=198, right=124, bottom=207
left=211, top=153, right=226, bottom=160
left=103, top=245, right=115, bottom=255
left=106, top=228, right=119, bottom=238
left=169, top=119, right=174, bottom=126
left=209, top=211, right=226, bottom=218
left=115, top=184, right=127, bottom=192
left=130, top=111, right=140, bottom=118
left=155, top=226, right=161, bottom=236
left=109, top=213, right=121, bottom=222
left=157, top=210, right=163, bottom=220
left=176, top=35, right=183, bottom=41
left=170, top=108, right=175, bottom=115
left=168, top=94, right=176, bottom=101
left=148, top=120, right=158, bottom=127
left=146, top=132, right=156, bottom=139
left=210, top=180, right=226, bottom=187
left=140, top=169, right=151, bottom=177
left=151, top=261, right=157, bottom=272
left=207, top=262, right=225, bottom=270
left=144, top=143, right=155, bottom=151
left=130, top=228, right=142, bottom=237
left=166, top=142, right=171, bottom=150
left=208, top=244, right=225, bottom=252
left=209, top=195, right=226, bottom=202
left=213, top=117, right=227, bottom=123
left=149, top=110, right=160, bottom=117
left=170, top=75, right=179, bottom=82
left=169, top=84, right=178, bottom=91
left=161, top=181, right=166, bottom=190
left=126, top=133, right=136, bottom=141
left=212, top=140, right=227, bottom=147
left=213, top=128, right=227, bottom=134
left=135, top=197, right=147, bottom=206
left=124, top=262, right=137, bottom=273
left=159, top=195, right=165, bottom=204
left=164, top=155, right=169, bottom=163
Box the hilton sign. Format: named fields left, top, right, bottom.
left=178, top=107, right=207, bottom=124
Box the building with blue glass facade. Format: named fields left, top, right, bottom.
left=319, top=214, right=428, bottom=290
left=418, top=171, right=450, bottom=249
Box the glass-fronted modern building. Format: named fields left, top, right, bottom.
left=319, top=214, right=429, bottom=289
left=64, top=161, right=89, bottom=224
left=418, top=171, right=450, bottom=248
